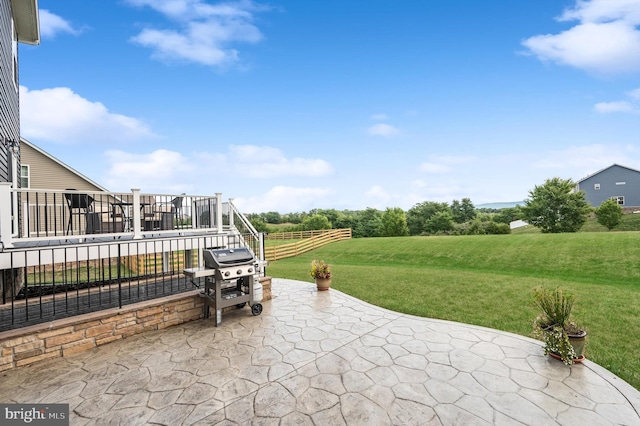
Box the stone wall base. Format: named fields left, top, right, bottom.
left=0, top=290, right=206, bottom=372
left=0, top=277, right=274, bottom=372
left=260, top=276, right=272, bottom=301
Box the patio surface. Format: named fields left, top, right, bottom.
left=1, top=278, right=639, bottom=425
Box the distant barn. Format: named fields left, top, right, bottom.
left=575, top=164, right=640, bottom=208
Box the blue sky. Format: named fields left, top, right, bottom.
left=19, top=0, right=640, bottom=213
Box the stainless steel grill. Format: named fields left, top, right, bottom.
left=184, top=247, right=263, bottom=326
left=203, top=247, right=257, bottom=280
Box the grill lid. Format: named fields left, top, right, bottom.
left=203, top=248, right=255, bottom=269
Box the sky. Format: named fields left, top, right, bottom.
left=18, top=0, right=640, bottom=213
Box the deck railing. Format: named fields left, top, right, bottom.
left=0, top=186, right=267, bottom=331
left=0, top=232, right=262, bottom=332
left=0, top=186, right=227, bottom=248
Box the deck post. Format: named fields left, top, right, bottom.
left=132, top=188, right=142, bottom=239
left=0, top=183, right=14, bottom=249
left=216, top=193, right=223, bottom=234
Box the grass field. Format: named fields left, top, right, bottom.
left=266, top=232, right=640, bottom=391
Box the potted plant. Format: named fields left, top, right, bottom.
left=310, top=259, right=332, bottom=291
left=532, top=286, right=587, bottom=365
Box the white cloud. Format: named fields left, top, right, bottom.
left=364, top=185, right=392, bottom=208
left=127, top=0, right=267, bottom=66
left=102, top=145, right=332, bottom=193
left=594, top=86, right=640, bottom=114
left=367, top=123, right=399, bottom=136
left=370, top=113, right=388, bottom=120
left=628, top=87, right=640, bottom=99
left=234, top=186, right=334, bottom=213
left=594, top=100, right=639, bottom=113
left=38, top=9, right=81, bottom=38
left=224, top=145, right=333, bottom=178
left=20, top=86, right=156, bottom=144
left=103, top=149, right=193, bottom=192
left=522, top=0, right=640, bottom=74
left=421, top=163, right=451, bottom=173
left=533, top=144, right=640, bottom=174
left=558, top=0, right=640, bottom=23
left=420, top=155, right=476, bottom=174
left=364, top=185, right=423, bottom=210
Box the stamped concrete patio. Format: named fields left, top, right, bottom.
left=1, top=278, right=639, bottom=425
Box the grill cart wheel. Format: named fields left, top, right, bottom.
left=251, top=304, right=263, bottom=316
left=236, top=302, right=246, bottom=309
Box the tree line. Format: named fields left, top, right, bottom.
left=247, top=177, right=626, bottom=237
left=247, top=197, right=514, bottom=238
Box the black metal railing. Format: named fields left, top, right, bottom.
left=0, top=232, right=261, bottom=332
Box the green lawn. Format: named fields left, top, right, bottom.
left=266, top=233, right=640, bottom=391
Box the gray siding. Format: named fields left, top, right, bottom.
left=0, top=0, right=20, bottom=184
left=578, top=165, right=640, bottom=207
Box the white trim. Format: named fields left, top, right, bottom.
left=20, top=164, right=30, bottom=188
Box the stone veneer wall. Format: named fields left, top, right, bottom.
left=0, top=277, right=272, bottom=372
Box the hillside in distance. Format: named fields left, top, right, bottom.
left=476, top=201, right=524, bottom=209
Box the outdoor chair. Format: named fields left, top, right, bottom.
left=172, top=195, right=185, bottom=227
left=64, top=189, right=95, bottom=235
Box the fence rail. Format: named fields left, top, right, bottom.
left=264, top=228, right=351, bottom=261
left=265, top=229, right=343, bottom=240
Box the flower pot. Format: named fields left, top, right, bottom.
left=315, top=278, right=331, bottom=291
left=568, top=329, right=587, bottom=359
left=548, top=329, right=587, bottom=364
left=549, top=352, right=585, bottom=363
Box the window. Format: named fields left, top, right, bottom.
left=594, top=184, right=600, bottom=190
left=612, top=196, right=624, bottom=206
left=20, top=165, right=29, bottom=188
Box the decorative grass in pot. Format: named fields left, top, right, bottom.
left=310, top=259, right=332, bottom=291
left=532, top=286, right=587, bottom=365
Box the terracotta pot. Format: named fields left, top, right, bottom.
left=315, top=278, right=331, bottom=291
left=549, top=352, right=585, bottom=364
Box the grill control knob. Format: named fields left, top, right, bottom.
left=237, top=269, right=242, bottom=275
left=248, top=268, right=253, bottom=273
left=224, top=271, right=230, bottom=277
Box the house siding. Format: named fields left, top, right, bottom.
left=0, top=0, right=20, bottom=184
left=20, top=143, right=105, bottom=192
left=577, top=165, right=640, bottom=207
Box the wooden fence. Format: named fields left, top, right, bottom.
left=265, top=229, right=346, bottom=240
left=264, top=228, right=352, bottom=261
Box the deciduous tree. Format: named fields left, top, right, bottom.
left=595, top=198, right=623, bottom=231
left=381, top=207, right=409, bottom=236
left=451, top=198, right=476, bottom=223
left=521, top=177, right=591, bottom=233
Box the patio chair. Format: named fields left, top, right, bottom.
left=142, top=195, right=183, bottom=231
left=64, top=189, right=95, bottom=235
left=172, top=195, right=185, bottom=226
